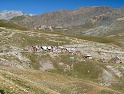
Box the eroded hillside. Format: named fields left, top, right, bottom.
left=0, top=26, right=124, bottom=94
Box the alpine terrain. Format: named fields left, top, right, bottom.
left=0, top=6, right=124, bottom=94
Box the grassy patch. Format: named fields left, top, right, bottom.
left=99, top=90, right=116, bottom=94
left=38, top=29, right=120, bottom=46
left=10, top=15, right=26, bottom=21
left=0, top=19, right=27, bottom=30
left=1, top=66, right=120, bottom=94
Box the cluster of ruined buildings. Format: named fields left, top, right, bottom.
left=24, top=45, right=123, bottom=64
left=31, top=45, right=84, bottom=55
left=25, top=45, right=93, bottom=59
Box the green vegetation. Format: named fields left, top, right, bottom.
left=0, top=66, right=121, bottom=94
left=0, top=19, right=27, bottom=30
left=81, top=22, right=95, bottom=29
left=99, top=90, right=116, bottom=94
left=49, top=55, right=103, bottom=81
left=10, top=15, right=26, bottom=21
left=39, top=29, right=121, bottom=46
left=0, top=22, right=123, bottom=94
left=70, top=35, right=116, bottom=43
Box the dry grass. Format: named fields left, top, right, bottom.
left=0, top=66, right=121, bottom=94
left=0, top=23, right=123, bottom=94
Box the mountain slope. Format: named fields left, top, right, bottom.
left=10, top=6, right=124, bottom=41
left=1, top=66, right=122, bottom=94
left=0, top=25, right=124, bottom=93
left=0, top=10, right=124, bottom=93
left=0, top=10, right=24, bottom=20
left=11, top=6, right=113, bottom=27
left=11, top=6, right=124, bottom=28
left=0, top=19, right=27, bottom=30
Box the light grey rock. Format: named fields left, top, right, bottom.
left=0, top=10, right=24, bottom=20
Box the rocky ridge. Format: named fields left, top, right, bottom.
left=0, top=10, right=24, bottom=20
left=8, top=6, right=124, bottom=41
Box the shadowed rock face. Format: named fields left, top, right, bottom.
left=0, top=10, right=24, bottom=20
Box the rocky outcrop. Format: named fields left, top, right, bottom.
left=0, top=10, right=24, bottom=20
